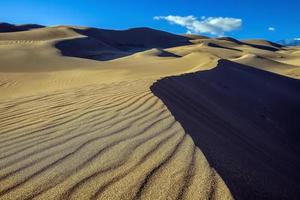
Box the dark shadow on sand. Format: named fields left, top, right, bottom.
left=0, top=23, right=44, bottom=33
left=218, top=37, right=282, bottom=51
left=207, top=42, right=242, bottom=52
left=55, top=27, right=190, bottom=61
left=151, top=60, right=300, bottom=200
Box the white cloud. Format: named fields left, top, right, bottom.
left=154, top=15, right=242, bottom=36
left=268, top=27, right=275, bottom=31
left=294, top=38, right=300, bottom=40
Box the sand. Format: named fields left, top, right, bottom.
left=0, top=25, right=299, bottom=200
left=151, top=60, right=300, bottom=199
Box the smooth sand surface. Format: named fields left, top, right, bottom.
left=0, top=25, right=299, bottom=200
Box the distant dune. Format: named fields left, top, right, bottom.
left=0, top=23, right=45, bottom=33
left=0, top=23, right=299, bottom=200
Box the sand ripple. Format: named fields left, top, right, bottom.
left=0, top=80, right=232, bottom=200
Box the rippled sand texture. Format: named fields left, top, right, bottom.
left=0, top=80, right=232, bottom=200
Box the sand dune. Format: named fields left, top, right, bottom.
left=54, top=27, right=191, bottom=61
left=151, top=60, right=300, bottom=199
left=0, top=23, right=44, bottom=33
left=0, top=24, right=300, bottom=199
left=0, top=26, right=79, bottom=41
left=231, top=53, right=300, bottom=78
left=0, top=80, right=231, bottom=200
left=242, top=39, right=283, bottom=49
left=73, top=27, right=191, bottom=49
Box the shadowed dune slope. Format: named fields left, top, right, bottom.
left=73, top=27, right=191, bottom=49
left=54, top=37, right=126, bottom=61
left=151, top=60, right=300, bottom=200
left=0, top=23, right=45, bottom=33
left=55, top=27, right=191, bottom=61
left=242, top=39, right=283, bottom=48
left=218, top=37, right=282, bottom=51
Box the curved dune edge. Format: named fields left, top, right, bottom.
left=151, top=60, right=300, bottom=200
left=0, top=79, right=233, bottom=200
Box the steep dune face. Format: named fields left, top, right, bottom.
left=151, top=60, right=300, bottom=200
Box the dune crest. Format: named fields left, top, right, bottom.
left=151, top=60, right=300, bottom=199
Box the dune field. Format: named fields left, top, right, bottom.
left=0, top=23, right=299, bottom=200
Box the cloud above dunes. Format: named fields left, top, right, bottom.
left=154, top=15, right=242, bottom=36
left=268, top=27, right=275, bottom=31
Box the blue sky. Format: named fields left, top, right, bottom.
left=0, top=0, right=299, bottom=41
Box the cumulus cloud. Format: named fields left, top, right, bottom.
left=154, top=15, right=242, bottom=36
left=268, top=27, right=275, bottom=31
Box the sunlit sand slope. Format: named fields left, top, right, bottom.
left=0, top=80, right=232, bottom=200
